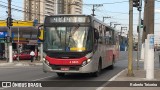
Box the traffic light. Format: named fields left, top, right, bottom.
left=7, top=17, right=13, bottom=27
left=137, top=26, right=139, bottom=33
left=133, top=0, right=140, bottom=7
left=141, top=19, right=143, bottom=25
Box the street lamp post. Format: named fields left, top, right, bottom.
left=110, top=22, right=116, bottom=27
left=103, top=16, right=111, bottom=22
left=114, top=24, right=121, bottom=28
left=92, top=4, right=103, bottom=16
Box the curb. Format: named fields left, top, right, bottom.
left=0, top=62, right=43, bottom=67
left=0, top=63, right=14, bottom=66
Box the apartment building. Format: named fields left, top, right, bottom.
left=24, top=0, right=83, bottom=23
left=58, top=0, right=82, bottom=14
left=24, top=0, right=56, bottom=23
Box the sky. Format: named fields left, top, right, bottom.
left=0, top=0, right=160, bottom=36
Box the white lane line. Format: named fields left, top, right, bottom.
left=32, top=75, right=55, bottom=81
left=96, top=68, right=127, bottom=90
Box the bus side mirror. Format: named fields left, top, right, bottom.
left=37, top=25, right=44, bottom=42
left=37, top=29, right=44, bottom=41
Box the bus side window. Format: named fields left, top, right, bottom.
left=98, top=26, right=104, bottom=44
left=108, top=31, right=111, bottom=44
left=94, top=29, right=99, bottom=41
left=105, top=29, right=114, bottom=45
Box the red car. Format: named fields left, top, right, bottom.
left=13, top=51, right=37, bottom=60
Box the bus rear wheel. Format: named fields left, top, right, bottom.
left=57, top=73, right=65, bottom=77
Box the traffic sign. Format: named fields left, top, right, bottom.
left=0, top=32, right=14, bottom=38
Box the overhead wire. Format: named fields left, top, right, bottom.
left=0, top=1, right=46, bottom=17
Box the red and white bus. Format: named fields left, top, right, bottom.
left=39, top=15, right=119, bottom=77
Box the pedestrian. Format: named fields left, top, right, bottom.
left=30, top=50, right=35, bottom=62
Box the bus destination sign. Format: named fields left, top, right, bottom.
left=47, top=16, right=89, bottom=23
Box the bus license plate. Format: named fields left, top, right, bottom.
left=61, top=67, right=69, bottom=71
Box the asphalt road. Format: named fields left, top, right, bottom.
left=0, top=51, right=148, bottom=90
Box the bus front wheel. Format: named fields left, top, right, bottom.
left=92, top=61, right=102, bottom=77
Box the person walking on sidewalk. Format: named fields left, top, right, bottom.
left=30, top=50, right=35, bottom=62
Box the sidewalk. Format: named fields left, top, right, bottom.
left=99, top=69, right=160, bottom=90
left=0, top=59, right=43, bottom=67
left=98, top=52, right=160, bottom=90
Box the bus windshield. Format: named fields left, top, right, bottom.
left=44, top=26, right=92, bottom=52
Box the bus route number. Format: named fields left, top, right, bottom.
left=69, top=61, right=79, bottom=64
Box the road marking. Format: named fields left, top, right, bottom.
left=96, top=68, right=127, bottom=90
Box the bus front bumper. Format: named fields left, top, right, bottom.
left=43, top=61, right=96, bottom=73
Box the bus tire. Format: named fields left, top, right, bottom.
left=57, top=73, right=65, bottom=77
left=43, top=71, right=47, bottom=73
left=92, top=60, right=102, bottom=77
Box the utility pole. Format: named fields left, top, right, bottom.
left=147, top=0, right=154, bottom=34
left=142, top=0, right=154, bottom=41
left=7, top=0, right=13, bottom=63
left=103, top=16, right=111, bottom=22
left=127, top=0, right=134, bottom=76
left=142, top=0, right=147, bottom=43
left=92, top=4, right=103, bottom=16
left=136, top=0, right=142, bottom=70
left=110, top=22, right=116, bottom=27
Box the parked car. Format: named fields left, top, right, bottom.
left=13, top=51, right=37, bottom=60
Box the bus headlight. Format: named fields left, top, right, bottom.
left=45, top=60, right=49, bottom=65
left=82, top=58, right=92, bottom=67
left=87, top=59, right=91, bottom=63
left=82, top=61, right=87, bottom=66
left=43, top=58, right=46, bottom=61
left=43, top=58, right=49, bottom=65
